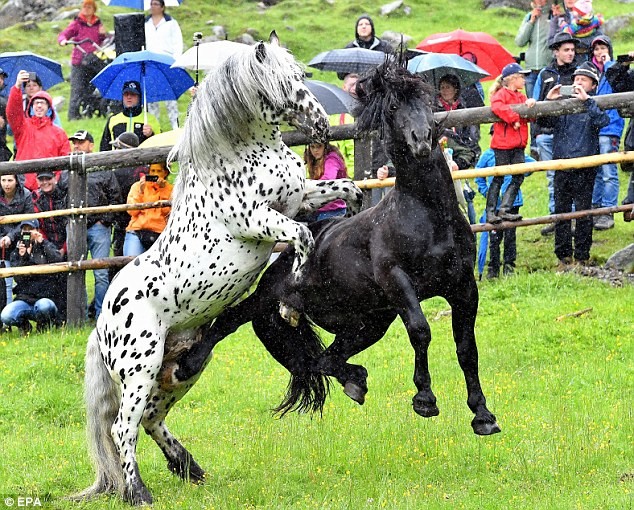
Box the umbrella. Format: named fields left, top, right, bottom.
left=0, top=51, right=64, bottom=96
left=102, top=0, right=182, bottom=9
left=305, top=80, right=355, bottom=115
left=416, top=29, right=516, bottom=80
left=307, top=47, right=391, bottom=75
left=407, top=53, right=489, bottom=89
left=171, top=40, right=248, bottom=71
left=91, top=50, right=194, bottom=104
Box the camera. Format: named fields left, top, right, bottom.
left=28, top=72, right=37, bottom=82
left=21, top=231, right=31, bottom=248
left=193, top=32, right=203, bottom=43
left=616, top=54, right=633, bottom=64
left=145, top=174, right=159, bottom=182
left=560, top=85, right=575, bottom=97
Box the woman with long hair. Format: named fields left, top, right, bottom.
left=303, top=142, right=348, bottom=221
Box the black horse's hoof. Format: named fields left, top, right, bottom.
left=472, top=419, right=502, bottom=436
left=279, top=303, right=300, bottom=327
left=413, top=401, right=440, bottom=418
left=343, top=381, right=366, bottom=404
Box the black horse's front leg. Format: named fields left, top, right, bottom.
left=447, top=278, right=501, bottom=436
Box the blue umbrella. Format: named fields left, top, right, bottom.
left=407, top=53, right=489, bottom=90
left=0, top=51, right=64, bottom=96
left=91, top=50, right=194, bottom=104
left=102, top=0, right=182, bottom=9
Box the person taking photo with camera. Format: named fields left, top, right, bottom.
left=0, top=219, right=64, bottom=335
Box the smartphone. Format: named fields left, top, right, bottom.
left=560, top=85, right=575, bottom=97
left=28, top=72, right=37, bottom=82
left=21, top=231, right=31, bottom=247
left=616, top=54, right=633, bottom=64
left=145, top=174, right=159, bottom=182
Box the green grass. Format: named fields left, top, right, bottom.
left=0, top=273, right=632, bottom=509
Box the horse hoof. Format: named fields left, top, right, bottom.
left=343, top=382, right=366, bottom=405
left=413, top=402, right=440, bottom=418
left=124, top=486, right=153, bottom=506
left=279, top=303, right=300, bottom=327
left=472, top=419, right=502, bottom=436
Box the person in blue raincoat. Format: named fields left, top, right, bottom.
left=475, top=148, right=535, bottom=279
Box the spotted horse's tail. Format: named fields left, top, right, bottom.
left=69, top=329, right=124, bottom=501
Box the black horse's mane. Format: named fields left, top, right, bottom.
left=354, top=60, right=435, bottom=136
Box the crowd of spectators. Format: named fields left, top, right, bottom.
left=0, top=4, right=632, bottom=328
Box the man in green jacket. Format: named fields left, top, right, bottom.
left=99, top=80, right=160, bottom=151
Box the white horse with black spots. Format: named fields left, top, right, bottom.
left=73, top=33, right=362, bottom=505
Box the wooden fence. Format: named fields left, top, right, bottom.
left=0, top=91, right=633, bottom=326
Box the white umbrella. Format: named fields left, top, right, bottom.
left=171, top=41, right=248, bottom=71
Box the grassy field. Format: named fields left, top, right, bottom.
left=0, top=272, right=632, bottom=509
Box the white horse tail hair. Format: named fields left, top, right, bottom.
left=71, top=330, right=124, bottom=500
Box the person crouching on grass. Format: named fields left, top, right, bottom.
left=486, top=63, right=537, bottom=224
left=539, top=61, right=609, bottom=269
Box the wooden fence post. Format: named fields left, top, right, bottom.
left=66, top=153, right=88, bottom=326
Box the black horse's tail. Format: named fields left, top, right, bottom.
left=252, top=310, right=330, bottom=417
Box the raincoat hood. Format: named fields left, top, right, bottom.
left=27, top=90, right=55, bottom=121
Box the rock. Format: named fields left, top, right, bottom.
left=381, top=30, right=413, bottom=51
left=234, top=33, right=256, bottom=45
left=604, top=14, right=634, bottom=37
left=605, top=243, right=634, bottom=272
left=53, top=8, right=79, bottom=21
left=0, top=0, right=24, bottom=30
left=483, top=0, right=531, bottom=9
left=211, top=25, right=228, bottom=40
left=381, top=0, right=403, bottom=16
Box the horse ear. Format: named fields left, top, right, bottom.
left=269, top=31, right=280, bottom=47
left=256, top=41, right=267, bottom=63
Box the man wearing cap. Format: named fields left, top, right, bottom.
left=540, top=61, right=609, bottom=268
left=0, top=219, right=64, bottom=334
left=99, top=80, right=160, bottom=152
left=6, top=70, right=70, bottom=192
left=0, top=67, right=11, bottom=162
left=69, top=129, right=121, bottom=319
left=532, top=32, right=580, bottom=234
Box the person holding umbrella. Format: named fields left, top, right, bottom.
left=339, top=15, right=391, bottom=79
left=6, top=70, right=70, bottom=192
left=58, top=0, right=107, bottom=121
left=145, top=0, right=183, bottom=129
left=99, top=80, right=160, bottom=151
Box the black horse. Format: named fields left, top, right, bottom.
left=168, top=60, right=500, bottom=435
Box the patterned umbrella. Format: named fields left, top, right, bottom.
left=308, top=48, right=391, bottom=75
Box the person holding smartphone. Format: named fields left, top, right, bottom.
left=0, top=219, right=64, bottom=335
left=123, top=162, right=173, bottom=257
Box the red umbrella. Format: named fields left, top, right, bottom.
left=416, top=29, right=516, bottom=81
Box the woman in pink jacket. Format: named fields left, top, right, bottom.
left=304, top=142, right=349, bottom=221
left=58, top=0, right=106, bottom=121
left=486, top=63, right=536, bottom=224
left=7, top=71, right=70, bottom=191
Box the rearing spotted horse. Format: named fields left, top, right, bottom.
left=72, top=33, right=362, bottom=506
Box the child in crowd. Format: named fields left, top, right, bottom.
left=561, top=0, right=604, bottom=55
left=303, top=142, right=349, bottom=221
left=486, top=63, right=536, bottom=224
left=476, top=148, right=536, bottom=279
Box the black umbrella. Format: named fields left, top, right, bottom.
left=307, top=47, right=391, bottom=75
left=305, top=80, right=355, bottom=115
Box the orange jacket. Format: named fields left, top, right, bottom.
left=126, top=179, right=173, bottom=233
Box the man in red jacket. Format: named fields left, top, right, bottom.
left=6, top=70, right=70, bottom=191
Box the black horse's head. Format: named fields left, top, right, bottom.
left=354, top=60, right=438, bottom=159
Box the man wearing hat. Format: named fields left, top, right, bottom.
left=0, top=219, right=64, bottom=334
left=540, top=61, right=609, bottom=268
left=532, top=32, right=580, bottom=235
left=0, top=67, right=11, bottom=162
left=69, top=129, right=121, bottom=319
left=99, top=80, right=160, bottom=152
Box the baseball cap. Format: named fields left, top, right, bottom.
left=572, top=62, right=600, bottom=84
left=501, top=63, right=531, bottom=79
left=19, top=219, right=39, bottom=229
left=111, top=131, right=140, bottom=149
left=69, top=130, right=94, bottom=143
left=37, top=171, right=55, bottom=179
left=122, top=80, right=141, bottom=95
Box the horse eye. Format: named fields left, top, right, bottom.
left=389, top=103, right=399, bottom=113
